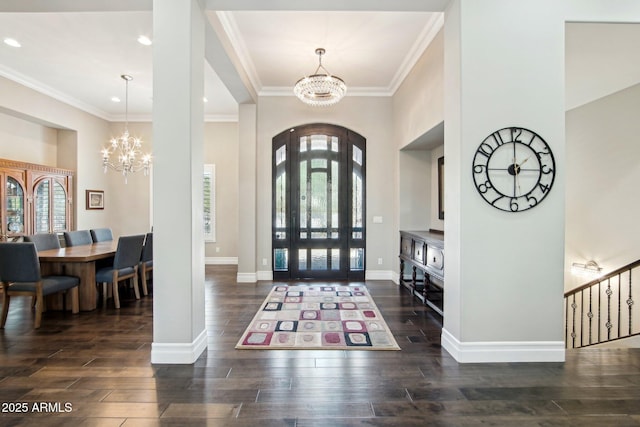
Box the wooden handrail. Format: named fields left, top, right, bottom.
left=564, top=259, right=640, bottom=297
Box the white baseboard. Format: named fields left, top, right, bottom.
left=205, top=257, right=238, bottom=265
left=441, top=328, right=565, bottom=363
left=365, top=270, right=394, bottom=280
left=236, top=272, right=257, bottom=283
left=257, top=270, right=273, bottom=281
left=236, top=271, right=272, bottom=282
left=151, top=329, right=207, bottom=364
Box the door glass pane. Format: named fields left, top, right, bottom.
left=331, top=249, right=340, bottom=270
left=298, top=249, right=307, bottom=270
left=332, top=160, right=339, bottom=228
left=350, top=248, right=364, bottom=271
left=353, top=146, right=363, bottom=165
left=275, top=172, right=287, bottom=228
left=310, top=171, right=327, bottom=228
left=311, top=159, right=327, bottom=169
left=35, top=180, right=50, bottom=233
left=310, top=135, right=328, bottom=151
left=274, top=249, right=288, bottom=271
left=6, top=177, right=24, bottom=234
left=52, top=181, right=67, bottom=232
left=311, top=249, right=327, bottom=270
left=352, top=173, right=363, bottom=231
left=275, top=145, right=286, bottom=165
left=331, top=137, right=339, bottom=152
left=299, top=161, right=307, bottom=228
left=300, top=136, right=308, bottom=152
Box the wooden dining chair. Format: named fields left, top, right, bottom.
left=24, top=233, right=61, bottom=251
left=0, top=243, right=79, bottom=328
left=139, top=232, right=153, bottom=296
left=96, top=234, right=145, bottom=309
left=63, top=230, right=92, bottom=247
left=90, top=228, right=113, bottom=243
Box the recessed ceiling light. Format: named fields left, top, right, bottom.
left=137, top=35, right=152, bottom=46
left=203, top=97, right=208, bottom=103
left=111, top=96, right=121, bottom=103
left=4, top=38, right=21, bottom=48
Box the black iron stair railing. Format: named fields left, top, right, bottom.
left=564, top=259, right=640, bottom=349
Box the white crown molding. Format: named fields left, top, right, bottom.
left=387, top=12, right=444, bottom=94
left=216, top=11, right=262, bottom=96
left=0, top=65, right=111, bottom=121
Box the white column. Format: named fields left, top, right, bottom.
left=442, top=0, right=566, bottom=362
left=151, top=0, right=206, bottom=364
left=237, top=103, right=258, bottom=282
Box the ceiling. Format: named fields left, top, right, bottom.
left=0, top=3, right=639, bottom=123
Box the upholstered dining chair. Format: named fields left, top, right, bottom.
left=24, top=233, right=61, bottom=251
left=96, top=234, right=145, bottom=309
left=139, top=232, right=153, bottom=296
left=63, top=230, right=92, bottom=247
left=0, top=242, right=79, bottom=328
left=90, top=228, right=113, bottom=243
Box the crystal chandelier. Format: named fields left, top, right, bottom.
left=294, top=48, right=347, bottom=107
left=101, top=74, right=151, bottom=183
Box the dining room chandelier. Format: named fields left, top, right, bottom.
left=101, top=74, right=151, bottom=183
left=294, top=48, right=347, bottom=107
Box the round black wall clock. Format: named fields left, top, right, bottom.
left=472, top=127, right=555, bottom=212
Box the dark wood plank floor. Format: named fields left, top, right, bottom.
left=1, top=265, right=640, bottom=426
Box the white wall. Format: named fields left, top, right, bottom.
left=0, top=112, right=58, bottom=166
left=394, top=28, right=444, bottom=151
left=104, top=121, right=153, bottom=238
left=394, top=27, right=445, bottom=243
left=443, top=0, right=567, bottom=362
left=203, top=121, right=239, bottom=260
left=565, top=83, right=640, bottom=290
left=398, top=149, right=431, bottom=231
left=256, top=96, right=396, bottom=277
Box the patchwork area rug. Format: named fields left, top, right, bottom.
left=236, top=284, right=401, bottom=350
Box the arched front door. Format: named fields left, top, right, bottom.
left=272, top=123, right=366, bottom=280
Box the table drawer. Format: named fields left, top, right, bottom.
left=426, top=246, right=444, bottom=271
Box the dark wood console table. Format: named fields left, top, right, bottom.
left=399, top=230, right=444, bottom=316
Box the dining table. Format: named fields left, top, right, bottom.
left=38, top=241, right=117, bottom=311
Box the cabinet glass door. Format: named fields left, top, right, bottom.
left=2, top=174, right=26, bottom=239
left=34, top=178, right=68, bottom=234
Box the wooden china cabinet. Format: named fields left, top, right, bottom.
left=0, top=158, right=74, bottom=241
